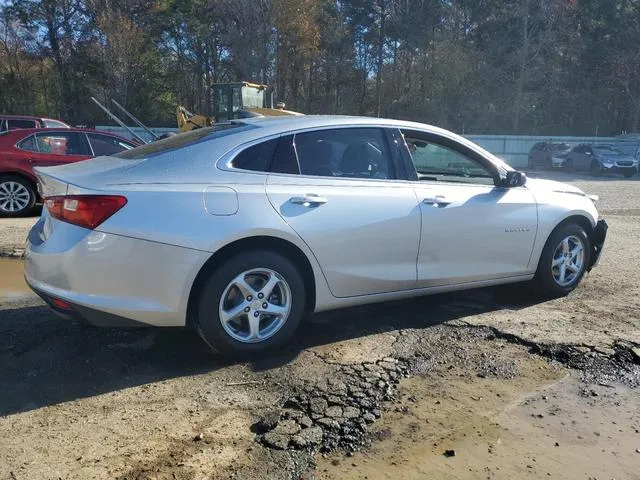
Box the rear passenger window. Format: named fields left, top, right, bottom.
left=35, top=132, right=91, bottom=156
left=87, top=133, right=133, bottom=156
left=17, top=135, right=38, bottom=152
left=7, top=119, right=37, bottom=129
left=294, top=128, right=394, bottom=179
left=270, top=135, right=299, bottom=174
left=232, top=138, right=278, bottom=171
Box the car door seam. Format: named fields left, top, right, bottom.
left=412, top=187, right=422, bottom=283
left=263, top=175, right=337, bottom=297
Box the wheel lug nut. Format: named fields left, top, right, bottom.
left=262, top=303, right=268, bottom=308
left=246, top=295, right=252, bottom=301
left=253, top=312, right=259, bottom=317
left=244, top=307, right=250, bottom=313
left=258, top=293, right=264, bottom=299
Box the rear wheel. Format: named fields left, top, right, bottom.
left=534, top=223, right=591, bottom=297
left=195, top=250, right=306, bottom=356
left=0, top=175, right=36, bottom=217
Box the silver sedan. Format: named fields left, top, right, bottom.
left=25, top=116, right=607, bottom=355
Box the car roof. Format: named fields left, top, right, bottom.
left=0, top=127, right=136, bottom=146
left=221, top=115, right=481, bottom=147
left=5, top=127, right=133, bottom=140
left=0, top=114, right=67, bottom=123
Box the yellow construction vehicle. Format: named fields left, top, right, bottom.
left=176, top=81, right=301, bottom=132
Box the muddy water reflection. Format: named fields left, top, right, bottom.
left=0, top=258, right=33, bottom=301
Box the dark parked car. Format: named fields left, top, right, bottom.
left=561, top=143, right=639, bottom=177
left=528, top=142, right=572, bottom=169
left=0, top=128, right=137, bottom=216
left=0, top=114, right=70, bottom=132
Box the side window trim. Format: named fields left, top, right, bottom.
left=84, top=133, right=95, bottom=156
left=267, top=134, right=300, bottom=175
left=400, top=129, right=501, bottom=186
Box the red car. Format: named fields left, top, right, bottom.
left=0, top=128, right=138, bottom=216
left=0, top=114, right=71, bottom=132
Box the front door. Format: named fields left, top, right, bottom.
left=401, top=129, right=538, bottom=287
left=265, top=127, right=421, bottom=298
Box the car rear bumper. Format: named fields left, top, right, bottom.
left=25, top=215, right=209, bottom=327
left=588, top=219, right=607, bottom=270
left=26, top=280, right=152, bottom=327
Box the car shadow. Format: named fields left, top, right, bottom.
left=0, top=284, right=542, bottom=416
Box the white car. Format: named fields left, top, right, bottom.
left=25, top=116, right=608, bottom=356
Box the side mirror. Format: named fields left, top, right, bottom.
left=505, top=170, right=527, bottom=188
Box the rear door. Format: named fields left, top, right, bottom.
left=25, top=131, right=92, bottom=167
left=265, top=127, right=421, bottom=297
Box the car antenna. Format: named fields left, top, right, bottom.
left=110, top=99, right=160, bottom=141
left=91, top=96, right=148, bottom=144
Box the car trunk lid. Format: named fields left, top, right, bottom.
left=34, top=156, right=145, bottom=195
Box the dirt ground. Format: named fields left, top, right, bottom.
left=0, top=171, right=639, bottom=480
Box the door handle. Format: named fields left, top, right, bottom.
left=423, top=196, right=451, bottom=207
left=289, top=194, right=328, bottom=206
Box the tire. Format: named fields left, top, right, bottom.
left=195, top=250, right=306, bottom=356
left=590, top=160, right=603, bottom=176
left=534, top=223, right=591, bottom=298
left=623, top=169, right=635, bottom=178
left=0, top=175, right=37, bottom=217
left=564, top=159, right=574, bottom=172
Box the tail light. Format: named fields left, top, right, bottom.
left=45, top=195, right=127, bottom=229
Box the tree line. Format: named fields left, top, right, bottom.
left=1, top=0, right=639, bottom=135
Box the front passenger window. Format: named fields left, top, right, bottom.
left=403, top=132, right=495, bottom=185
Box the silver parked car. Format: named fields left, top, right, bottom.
left=25, top=116, right=607, bottom=355
left=562, top=143, right=638, bottom=177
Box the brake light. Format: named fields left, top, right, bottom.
left=45, top=195, right=127, bottom=229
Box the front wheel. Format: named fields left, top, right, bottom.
left=534, top=223, right=591, bottom=297
left=0, top=175, right=37, bottom=217
left=195, top=250, right=306, bottom=356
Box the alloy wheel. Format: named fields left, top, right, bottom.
left=218, top=268, right=292, bottom=343
left=0, top=181, right=31, bottom=213
left=551, top=235, right=585, bottom=287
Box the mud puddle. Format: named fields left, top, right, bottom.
left=317, top=370, right=640, bottom=480
left=0, top=258, right=33, bottom=303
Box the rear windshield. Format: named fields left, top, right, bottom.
left=114, top=122, right=254, bottom=159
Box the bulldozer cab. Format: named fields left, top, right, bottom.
left=212, top=82, right=271, bottom=121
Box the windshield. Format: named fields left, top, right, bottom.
left=242, top=86, right=265, bottom=109
left=114, top=122, right=251, bottom=159
left=553, top=143, right=571, bottom=151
